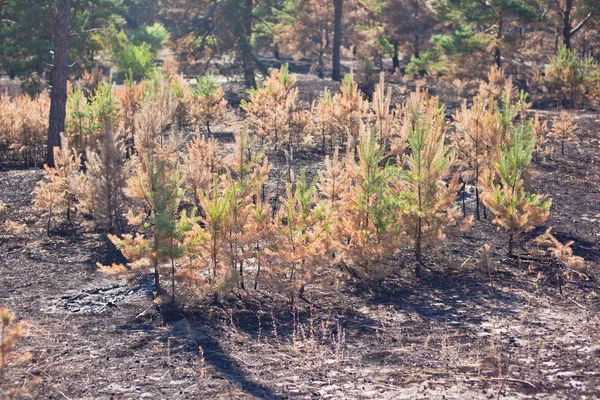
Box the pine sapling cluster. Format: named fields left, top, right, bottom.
left=32, top=135, right=83, bottom=234
left=481, top=121, right=552, bottom=257
left=394, top=91, right=464, bottom=276
left=79, top=122, right=128, bottom=234
left=548, top=110, right=577, bottom=157
left=0, top=308, right=36, bottom=399
left=338, top=127, right=398, bottom=275
left=188, top=71, right=228, bottom=135
left=0, top=93, right=49, bottom=165
left=270, top=169, right=331, bottom=305
left=242, top=64, right=302, bottom=153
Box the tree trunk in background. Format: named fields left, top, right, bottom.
left=494, top=16, right=503, bottom=67
left=562, top=0, right=573, bottom=49
left=414, top=34, right=420, bottom=59
left=47, top=0, right=71, bottom=167
left=392, top=40, right=400, bottom=71
left=332, top=0, right=343, bottom=81
left=241, top=0, right=256, bottom=87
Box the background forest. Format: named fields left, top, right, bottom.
left=2, top=0, right=600, bottom=94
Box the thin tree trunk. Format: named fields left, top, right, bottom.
left=254, top=242, right=261, bottom=290
left=153, top=256, right=162, bottom=295
left=332, top=0, right=343, bottom=81
left=392, top=40, right=400, bottom=71
left=239, top=252, right=245, bottom=290
left=494, top=16, right=503, bottom=67
left=47, top=0, right=72, bottom=167
left=462, top=183, right=466, bottom=217
left=212, top=236, right=218, bottom=277
left=171, top=251, right=176, bottom=303
left=415, top=216, right=422, bottom=277
left=475, top=187, right=481, bottom=221
left=563, top=0, right=572, bottom=49
left=318, top=49, right=325, bottom=79
left=415, top=181, right=423, bottom=277
left=241, top=0, right=256, bottom=87
left=414, top=34, right=420, bottom=59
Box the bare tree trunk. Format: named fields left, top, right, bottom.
left=318, top=49, right=325, bottom=79
left=414, top=33, right=420, bottom=59
left=462, top=183, right=466, bottom=217
left=47, top=0, right=72, bottom=167
left=415, top=181, right=423, bottom=278
left=392, top=40, right=400, bottom=71
left=495, top=16, right=503, bottom=67
left=171, top=249, right=176, bottom=303
left=475, top=187, right=481, bottom=221
left=254, top=242, right=261, bottom=290
left=415, top=216, right=422, bottom=277
left=153, top=256, right=162, bottom=295
left=332, top=0, right=343, bottom=81
left=241, top=0, right=256, bottom=87
left=563, top=0, right=573, bottom=49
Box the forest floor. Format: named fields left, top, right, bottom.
left=1, top=97, right=600, bottom=398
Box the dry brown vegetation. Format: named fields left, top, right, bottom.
left=1, top=65, right=599, bottom=399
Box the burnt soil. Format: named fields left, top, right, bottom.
left=1, top=107, right=600, bottom=399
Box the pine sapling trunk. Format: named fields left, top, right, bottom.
left=169, top=238, right=175, bottom=303
left=171, top=258, right=176, bottom=304
left=289, top=290, right=295, bottom=309
left=475, top=186, right=481, bottom=221
left=415, top=181, right=423, bottom=278
left=299, top=284, right=306, bottom=301
left=1, top=319, right=6, bottom=380
left=415, top=215, right=422, bottom=278
left=508, top=232, right=515, bottom=258
left=212, top=235, right=218, bottom=277
left=254, top=242, right=261, bottom=290
left=462, top=183, right=466, bottom=217
left=239, top=258, right=245, bottom=290
left=153, top=256, right=161, bottom=296
left=287, top=146, right=293, bottom=183
left=47, top=207, right=54, bottom=236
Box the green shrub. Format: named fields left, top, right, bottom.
left=116, top=43, right=155, bottom=81
left=20, top=72, right=46, bottom=97
left=545, top=46, right=600, bottom=108
left=406, top=27, right=490, bottom=77
left=131, top=22, right=169, bottom=54
left=195, top=71, right=221, bottom=98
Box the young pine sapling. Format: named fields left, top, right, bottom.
left=481, top=121, right=552, bottom=257
left=393, top=92, right=463, bottom=277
